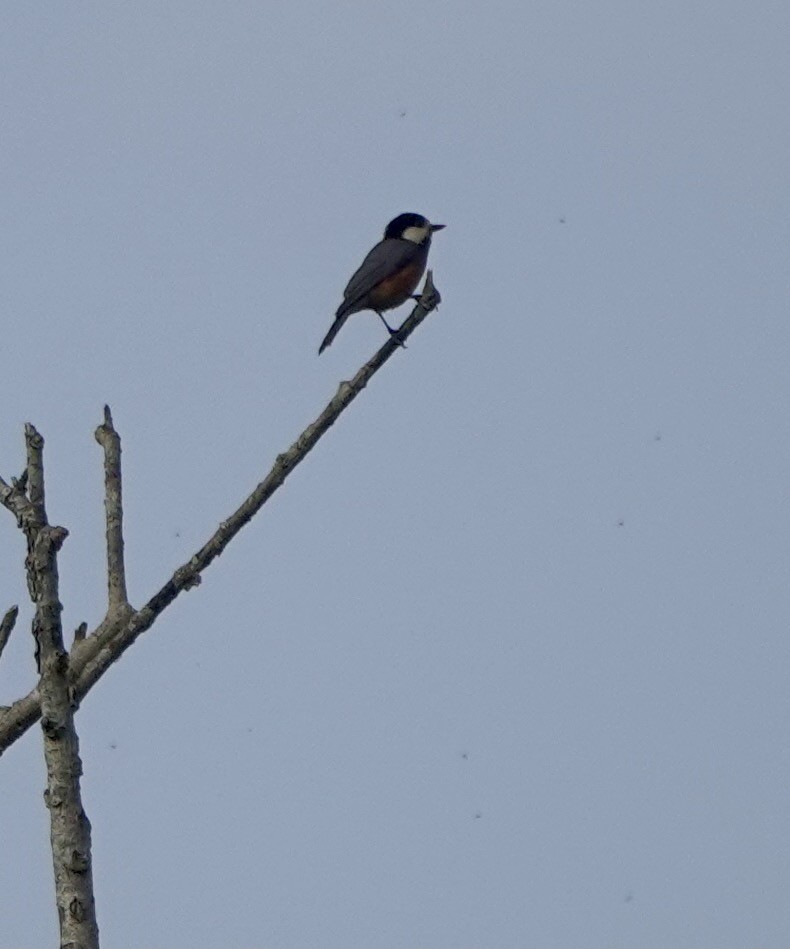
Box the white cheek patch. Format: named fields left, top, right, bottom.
left=401, top=224, right=430, bottom=244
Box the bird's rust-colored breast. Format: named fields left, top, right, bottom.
left=368, top=257, right=427, bottom=311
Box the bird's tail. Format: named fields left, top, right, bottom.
left=318, top=309, right=351, bottom=354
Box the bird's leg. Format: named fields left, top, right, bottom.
left=376, top=311, right=406, bottom=348
left=376, top=310, right=397, bottom=333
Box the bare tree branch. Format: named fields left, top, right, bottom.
left=0, top=689, right=40, bottom=750
left=22, top=425, right=100, bottom=949
left=25, top=423, right=45, bottom=509
left=0, top=606, right=19, bottom=662
left=94, top=404, right=130, bottom=614
left=0, top=273, right=441, bottom=756
left=22, top=425, right=47, bottom=661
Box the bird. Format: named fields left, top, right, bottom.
left=319, top=212, right=445, bottom=354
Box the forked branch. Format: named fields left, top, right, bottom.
left=0, top=273, right=441, bottom=755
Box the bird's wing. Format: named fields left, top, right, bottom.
left=338, top=238, right=417, bottom=315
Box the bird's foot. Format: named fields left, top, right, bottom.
left=376, top=310, right=407, bottom=348
left=388, top=327, right=407, bottom=349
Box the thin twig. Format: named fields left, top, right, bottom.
left=0, top=476, right=37, bottom=529
left=25, top=423, right=45, bottom=511
left=0, top=273, right=442, bottom=755
left=0, top=606, right=18, bottom=662
left=94, top=404, right=129, bottom=613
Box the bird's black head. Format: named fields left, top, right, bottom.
left=384, top=213, right=446, bottom=244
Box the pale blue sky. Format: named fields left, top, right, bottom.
left=2, top=3, right=790, bottom=946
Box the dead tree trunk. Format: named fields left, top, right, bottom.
left=0, top=276, right=441, bottom=946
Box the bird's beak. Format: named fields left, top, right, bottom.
left=430, top=223, right=446, bottom=232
